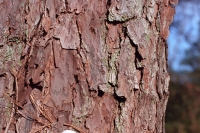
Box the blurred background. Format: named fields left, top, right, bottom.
left=166, top=0, right=200, bottom=132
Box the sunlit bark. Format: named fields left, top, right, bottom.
left=0, top=0, right=176, bottom=132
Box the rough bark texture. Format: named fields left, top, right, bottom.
left=0, top=0, right=177, bottom=132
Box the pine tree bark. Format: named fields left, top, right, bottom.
left=0, top=0, right=177, bottom=132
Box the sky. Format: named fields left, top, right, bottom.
left=167, top=1, right=200, bottom=71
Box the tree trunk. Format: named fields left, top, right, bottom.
left=0, top=0, right=177, bottom=132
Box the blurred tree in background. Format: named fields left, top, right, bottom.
left=166, top=0, right=200, bottom=132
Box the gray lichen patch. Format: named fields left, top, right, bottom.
left=0, top=43, right=23, bottom=71
left=108, top=50, right=120, bottom=86
left=108, top=0, right=144, bottom=22
left=126, top=18, right=149, bottom=46
left=126, top=18, right=151, bottom=58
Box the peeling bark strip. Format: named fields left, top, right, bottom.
left=0, top=0, right=177, bottom=132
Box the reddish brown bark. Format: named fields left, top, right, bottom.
left=0, top=0, right=177, bottom=132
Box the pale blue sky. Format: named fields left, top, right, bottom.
left=168, top=1, right=200, bottom=71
